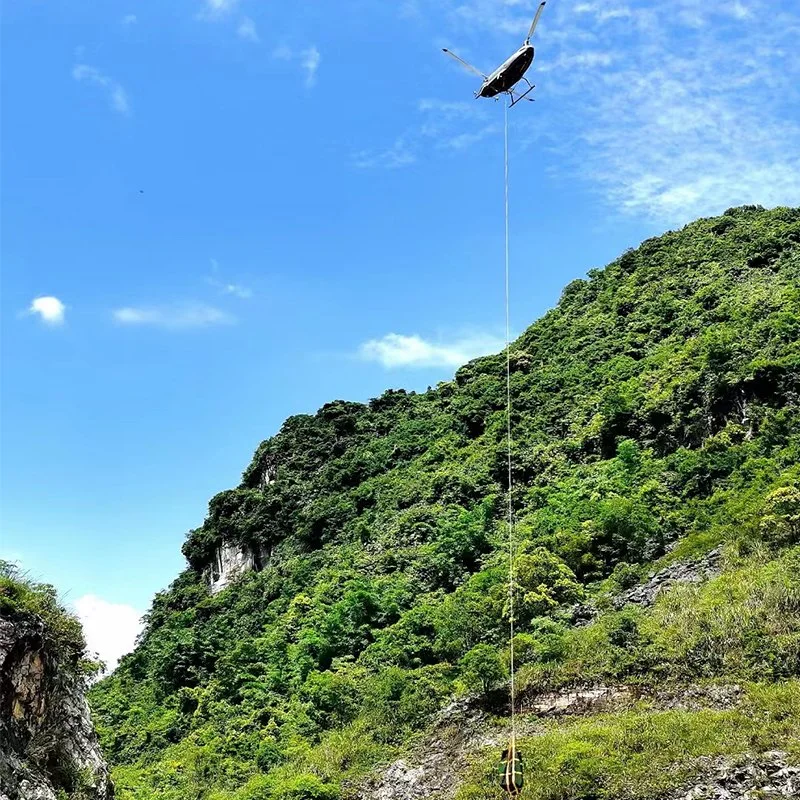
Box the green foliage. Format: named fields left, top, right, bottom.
left=517, top=546, right=800, bottom=692
left=644, top=547, right=800, bottom=680
left=87, top=207, right=800, bottom=799
left=459, top=644, right=507, bottom=694
left=513, top=546, right=584, bottom=621
left=251, top=774, right=340, bottom=800
left=760, top=486, right=800, bottom=548
left=511, top=620, right=568, bottom=667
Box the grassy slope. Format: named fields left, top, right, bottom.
left=89, top=206, right=800, bottom=800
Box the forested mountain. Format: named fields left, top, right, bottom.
left=89, top=206, right=800, bottom=800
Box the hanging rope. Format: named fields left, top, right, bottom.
left=503, top=98, right=517, bottom=744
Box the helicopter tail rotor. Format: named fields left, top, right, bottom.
left=525, top=1, right=546, bottom=44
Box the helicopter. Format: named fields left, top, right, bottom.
left=442, top=1, right=546, bottom=107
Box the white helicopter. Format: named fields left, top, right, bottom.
left=443, top=1, right=546, bottom=107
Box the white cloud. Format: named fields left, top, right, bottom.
left=359, top=332, right=505, bottom=368
left=237, top=16, right=259, bottom=42
left=72, top=64, right=130, bottom=115
left=113, top=303, right=234, bottom=329
left=122, top=14, right=137, bottom=25
left=28, top=296, right=66, bottom=326
left=73, top=595, right=143, bottom=675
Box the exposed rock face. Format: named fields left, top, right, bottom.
left=0, top=612, right=112, bottom=800
left=523, top=685, right=628, bottom=715
left=207, top=541, right=256, bottom=594
left=206, top=541, right=271, bottom=595
left=613, top=546, right=724, bottom=610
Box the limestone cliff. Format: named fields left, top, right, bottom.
left=0, top=610, right=112, bottom=800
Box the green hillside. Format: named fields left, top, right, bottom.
left=89, top=206, right=800, bottom=800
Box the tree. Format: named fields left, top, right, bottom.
left=760, top=486, right=800, bottom=548
left=459, top=644, right=506, bottom=694
left=513, top=547, right=584, bottom=621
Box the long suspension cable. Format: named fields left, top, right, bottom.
left=504, top=98, right=517, bottom=742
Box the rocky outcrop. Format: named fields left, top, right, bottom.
left=612, top=546, right=724, bottom=610
left=355, top=683, right=790, bottom=800
left=354, top=688, right=627, bottom=800
left=0, top=612, right=112, bottom=800
left=570, top=547, right=725, bottom=627
left=353, top=698, right=497, bottom=800
left=672, top=751, right=800, bottom=799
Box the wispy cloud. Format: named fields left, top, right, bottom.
left=301, top=46, right=321, bottom=87
left=401, top=0, right=800, bottom=223
left=353, top=138, right=417, bottom=169
left=418, top=98, right=478, bottom=116
left=440, top=123, right=499, bottom=151
left=27, top=296, right=66, bottom=326
left=113, top=303, right=234, bottom=329
left=728, top=1, right=753, bottom=19
left=540, top=0, right=800, bottom=222
left=72, top=64, right=130, bottom=116
left=222, top=283, right=252, bottom=299
left=122, top=13, right=137, bottom=25
left=207, top=279, right=253, bottom=299
left=207, top=258, right=253, bottom=298
left=272, top=45, right=321, bottom=88
left=353, top=98, right=492, bottom=168
left=200, top=0, right=238, bottom=19
left=573, top=3, right=632, bottom=23
left=359, top=332, right=505, bottom=368
left=538, top=50, right=614, bottom=72
left=272, top=44, right=293, bottom=60
left=237, top=16, right=259, bottom=42
left=73, top=595, right=143, bottom=675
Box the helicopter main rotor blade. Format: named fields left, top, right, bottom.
left=525, top=1, right=547, bottom=43
left=442, top=48, right=486, bottom=79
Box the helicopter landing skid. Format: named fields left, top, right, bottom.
left=508, top=79, right=535, bottom=107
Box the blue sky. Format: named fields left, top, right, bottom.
left=2, top=0, right=799, bottom=669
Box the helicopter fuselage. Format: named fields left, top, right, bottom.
left=478, top=45, right=535, bottom=98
